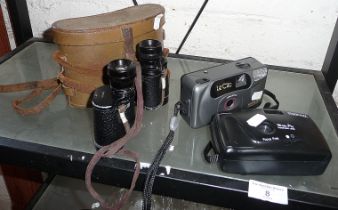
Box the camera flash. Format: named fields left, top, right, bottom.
left=253, top=67, right=268, bottom=81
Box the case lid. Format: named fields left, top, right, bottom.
left=52, top=4, right=165, bottom=45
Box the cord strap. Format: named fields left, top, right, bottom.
left=142, top=102, right=181, bottom=210
left=85, top=27, right=144, bottom=210
left=203, top=142, right=219, bottom=164
left=263, top=89, right=280, bottom=109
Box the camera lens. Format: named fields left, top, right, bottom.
left=224, top=97, right=237, bottom=111
left=226, top=99, right=234, bottom=107
left=137, top=39, right=163, bottom=110
left=92, top=59, right=136, bottom=148
left=258, top=121, right=275, bottom=135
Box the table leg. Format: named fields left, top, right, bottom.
left=0, top=4, right=11, bottom=55
left=1, top=165, right=43, bottom=210
left=1, top=5, right=43, bottom=210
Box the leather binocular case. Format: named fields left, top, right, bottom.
left=52, top=4, right=166, bottom=108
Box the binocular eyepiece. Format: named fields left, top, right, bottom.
left=136, top=39, right=163, bottom=61
left=106, top=59, right=136, bottom=89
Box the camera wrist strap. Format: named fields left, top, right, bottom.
left=204, top=142, right=219, bottom=164
left=263, top=89, right=279, bottom=109
left=142, top=101, right=181, bottom=210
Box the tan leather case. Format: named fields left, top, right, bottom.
left=52, top=4, right=165, bottom=108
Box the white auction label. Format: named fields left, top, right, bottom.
left=153, top=14, right=163, bottom=30
left=248, top=180, right=288, bottom=205
left=251, top=90, right=263, bottom=100
left=247, top=114, right=266, bottom=127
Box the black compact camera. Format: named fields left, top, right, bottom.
left=207, top=109, right=332, bottom=175
left=180, top=57, right=268, bottom=128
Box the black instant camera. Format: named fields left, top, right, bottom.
left=208, top=109, right=332, bottom=175
left=180, top=57, right=268, bottom=128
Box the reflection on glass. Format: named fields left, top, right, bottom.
left=0, top=42, right=337, bottom=198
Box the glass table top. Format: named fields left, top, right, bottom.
left=0, top=42, right=338, bottom=199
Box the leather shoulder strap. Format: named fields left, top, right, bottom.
left=0, top=78, right=62, bottom=115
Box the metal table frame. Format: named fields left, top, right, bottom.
left=2, top=1, right=338, bottom=209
